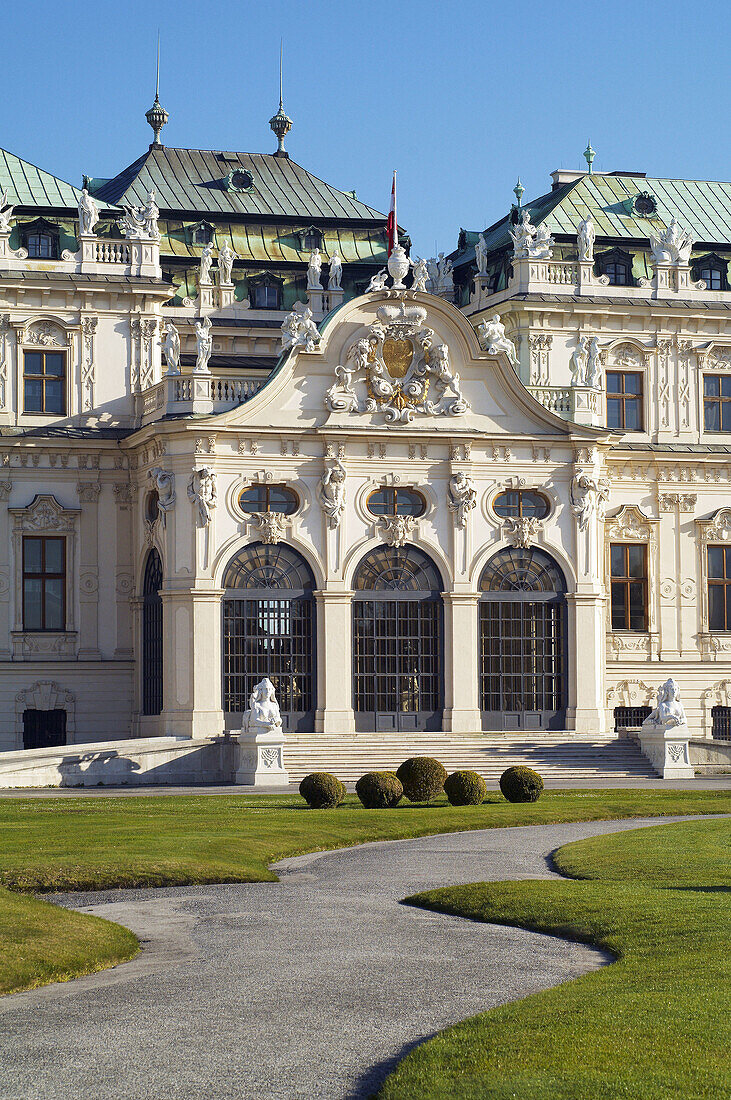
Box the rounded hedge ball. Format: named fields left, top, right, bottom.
left=299, top=772, right=346, bottom=809
left=396, top=756, right=447, bottom=803
left=444, top=769, right=487, bottom=806
left=355, top=771, right=403, bottom=809
left=499, top=765, right=544, bottom=803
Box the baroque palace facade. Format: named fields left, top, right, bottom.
left=2, top=103, right=731, bottom=751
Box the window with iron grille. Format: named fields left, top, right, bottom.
left=606, top=371, right=643, bottom=431
left=142, top=549, right=163, bottom=716
left=708, top=545, right=731, bottom=631
left=711, top=706, right=731, bottom=740
left=610, top=544, right=648, bottom=631
left=614, top=706, right=651, bottom=731
left=704, top=375, right=731, bottom=432
left=22, top=536, right=65, bottom=631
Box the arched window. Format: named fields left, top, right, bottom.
left=222, top=543, right=315, bottom=730
left=142, top=549, right=163, bottom=716
left=248, top=274, right=282, bottom=310
left=596, top=248, right=634, bottom=287
left=492, top=490, right=549, bottom=520
left=239, top=485, right=299, bottom=515
left=23, top=220, right=60, bottom=260
left=352, top=545, right=443, bottom=732
left=478, top=548, right=567, bottom=731
left=693, top=255, right=727, bottom=291
left=366, top=487, right=426, bottom=518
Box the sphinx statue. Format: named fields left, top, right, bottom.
left=643, top=678, right=687, bottom=729
left=244, top=678, right=283, bottom=735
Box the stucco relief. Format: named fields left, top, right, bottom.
left=606, top=679, right=655, bottom=708
left=15, top=681, right=75, bottom=744
left=325, top=302, right=469, bottom=423
left=604, top=505, right=654, bottom=541
left=697, top=508, right=731, bottom=542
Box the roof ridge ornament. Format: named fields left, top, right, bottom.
left=584, top=141, right=595, bottom=174
left=270, top=40, right=293, bottom=157
left=146, top=35, right=169, bottom=146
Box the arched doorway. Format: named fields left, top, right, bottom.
left=222, top=543, right=316, bottom=731
left=352, top=544, right=444, bottom=733
left=141, top=549, right=163, bottom=716
left=478, top=547, right=567, bottom=731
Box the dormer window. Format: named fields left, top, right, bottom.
left=193, top=223, right=214, bottom=246
left=299, top=226, right=322, bottom=251
left=248, top=273, right=283, bottom=310
left=693, top=254, right=727, bottom=291
left=23, top=219, right=59, bottom=259
left=596, top=248, right=634, bottom=286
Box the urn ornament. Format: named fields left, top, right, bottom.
left=387, top=243, right=410, bottom=289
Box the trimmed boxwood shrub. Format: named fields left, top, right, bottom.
left=499, top=765, right=544, bottom=803
left=299, top=772, right=346, bottom=809
left=444, top=769, right=487, bottom=806
left=355, top=771, right=403, bottom=809
left=396, top=756, right=447, bottom=803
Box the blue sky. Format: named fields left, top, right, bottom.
left=4, top=0, right=729, bottom=256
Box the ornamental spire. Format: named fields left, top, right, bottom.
left=146, top=34, right=169, bottom=146
left=269, top=40, right=293, bottom=157
left=584, top=140, right=596, bottom=174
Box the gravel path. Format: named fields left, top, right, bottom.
left=0, top=817, right=688, bottom=1100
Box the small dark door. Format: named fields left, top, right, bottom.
left=352, top=545, right=444, bottom=733
left=479, top=548, right=568, bottom=731
left=23, top=709, right=66, bottom=750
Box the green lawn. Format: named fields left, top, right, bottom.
left=0, top=788, right=728, bottom=997
left=380, top=817, right=731, bottom=1100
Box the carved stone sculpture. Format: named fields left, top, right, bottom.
left=436, top=253, right=454, bottom=293
left=119, top=190, right=160, bottom=241
left=187, top=466, right=217, bottom=526
left=447, top=471, right=477, bottom=528
left=530, top=223, right=554, bottom=261
left=366, top=268, right=389, bottom=292
left=643, top=678, right=687, bottom=729
left=148, top=466, right=175, bottom=527
left=650, top=217, right=693, bottom=266
left=504, top=515, right=541, bottom=548
left=318, top=458, right=346, bottom=528
left=381, top=514, right=416, bottom=547
left=577, top=215, right=595, bottom=262
left=586, top=337, right=602, bottom=388
left=387, top=243, right=411, bottom=289
left=411, top=257, right=429, bottom=293
left=570, top=473, right=610, bottom=532
left=571, top=337, right=589, bottom=385
left=244, top=678, right=283, bottom=735
left=328, top=250, right=342, bottom=290
left=307, top=248, right=322, bottom=290
left=218, top=242, right=236, bottom=285
left=475, top=233, right=488, bottom=275
left=280, top=304, right=321, bottom=353
left=77, top=188, right=99, bottom=236
left=199, top=243, right=214, bottom=285
left=194, top=316, right=213, bottom=374
left=0, top=189, right=15, bottom=232
left=510, top=210, right=554, bottom=261
left=478, top=314, right=519, bottom=367
left=161, top=321, right=181, bottom=376
left=252, top=511, right=288, bottom=544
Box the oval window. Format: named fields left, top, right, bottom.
left=239, top=484, right=299, bottom=515
left=492, top=490, right=549, bottom=519
left=144, top=490, right=159, bottom=524
left=367, top=487, right=426, bottom=518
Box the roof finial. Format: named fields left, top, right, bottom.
left=269, top=39, right=293, bottom=157
left=584, top=140, right=596, bottom=174
left=146, top=33, right=169, bottom=146
left=514, top=177, right=525, bottom=207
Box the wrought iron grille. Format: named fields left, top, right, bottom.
left=141, top=549, right=163, bottom=716
left=614, top=706, right=651, bottom=731
left=22, top=709, right=66, bottom=750
left=479, top=601, right=564, bottom=715
left=712, top=705, right=731, bottom=740
left=223, top=597, right=314, bottom=719
left=353, top=599, right=441, bottom=716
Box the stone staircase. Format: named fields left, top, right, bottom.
left=284, top=732, right=659, bottom=783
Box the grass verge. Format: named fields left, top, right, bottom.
left=381, top=817, right=731, bottom=1100
left=0, top=788, right=728, bottom=997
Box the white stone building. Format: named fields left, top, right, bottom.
left=2, top=142, right=731, bottom=757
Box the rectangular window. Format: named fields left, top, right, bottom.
left=23, top=351, right=66, bottom=414
left=704, top=374, right=731, bottom=433
left=22, top=536, right=65, bottom=631
left=708, top=545, right=731, bottom=631
left=610, top=543, right=648, bottom=631
left=252, top=284, right=280, bottom=310
left=607, top=371, right=643, bottom=431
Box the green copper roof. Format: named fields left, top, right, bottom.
left=456, top=172, right=731, bottom=267
left=0, top=148, right=87, bottom=210
left=91, top=146, right=385, bottom=222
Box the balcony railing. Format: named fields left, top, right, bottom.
left=527, top=384, right=603, bottom=424
left=138, top=371, right=264, bottom=424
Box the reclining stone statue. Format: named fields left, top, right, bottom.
left=643, top=678, right=686, bottom=729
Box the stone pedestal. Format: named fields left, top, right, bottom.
left=638, top=721, right=694, bottom=780
left=471, top=274, right=491, bottom=308
left=218, top=282, right=235, bottom=309
left=235, top=725, right=289, bottom=786
left=199, top=282, right=215, bottom=312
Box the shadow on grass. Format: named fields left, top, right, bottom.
left=346, top=1035, right=436, bottom=1100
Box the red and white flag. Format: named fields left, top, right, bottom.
left=386, top=170, right=397, bottom=255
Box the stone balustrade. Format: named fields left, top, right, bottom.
left=138, top=371, right=264, bottom=424
left=527, top=384, right=604, bottom=425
